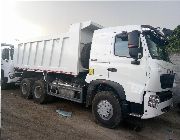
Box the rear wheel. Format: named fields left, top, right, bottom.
left=20, top=78, right=33, bottom=99
left=92, top=91, right=123, bottom=128
left=33, top=80, right=51, bottom=104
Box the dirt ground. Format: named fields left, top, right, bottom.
left=1, top=88, right=180, bottom=140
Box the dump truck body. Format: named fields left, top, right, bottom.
left=14, top=21, right=102, bottom=75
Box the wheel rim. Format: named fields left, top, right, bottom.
left=22, top=83, right=28, bottom=95
left=97, top=100, right=113, bottom=120
left=34, top=86, right=42, bottom=99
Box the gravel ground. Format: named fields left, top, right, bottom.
left=1, top=88, right=180, bottom=140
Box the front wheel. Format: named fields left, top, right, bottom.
left=92, top=91, right=123, bottom=128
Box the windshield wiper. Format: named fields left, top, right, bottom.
left=152, top=55, right=161, bottom=60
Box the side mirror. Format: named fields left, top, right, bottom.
left=128, top=30, right=140, bottom=60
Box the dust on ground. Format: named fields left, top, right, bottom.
left=1, top=88, right=180, bottom=140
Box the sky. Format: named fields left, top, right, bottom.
left=1, top=1, right=180, bottom=44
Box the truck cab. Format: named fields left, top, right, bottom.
left=1, top=43, right=18, bottom=89
left=86, top=25, right=174, bottom=120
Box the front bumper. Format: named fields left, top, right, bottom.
left=141, top=91, right=173, bottom=119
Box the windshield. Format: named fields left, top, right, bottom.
left=145, top=32, right=169, bottom=62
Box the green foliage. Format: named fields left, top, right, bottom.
left=166, top=25, right=180, bottom=53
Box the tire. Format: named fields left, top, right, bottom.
left=81, top=43, right=91, bottom=69
left=20, top=78, right=33, bottom=99
left=92, top=91, right=122, bottom=128
left=32, top=80, right=50, bottom=104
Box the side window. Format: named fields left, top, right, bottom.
left=114, top=34, right=129, bottom=57
left=114, top=33, right=143, bottom=58
left=2, top=48, right=9, bottom=60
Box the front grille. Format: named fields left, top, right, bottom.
left=160, top=74, right=175, bottom=89
left=15, top=72, right=22, bottom=77
left=156, top=91, right=172, bottom=102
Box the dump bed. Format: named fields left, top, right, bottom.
left=14, top=21, right=103, bottom=75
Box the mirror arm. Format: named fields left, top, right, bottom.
left=131, top=59, right=140, bottom=65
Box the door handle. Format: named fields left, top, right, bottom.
left=91, top=59, right=97, bottom=61
left=107, top=68, right=117, bottom=72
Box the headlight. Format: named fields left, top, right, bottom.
left=148, top=95, right=160, bottom=108
left=9, top=74, right=15, bottom=79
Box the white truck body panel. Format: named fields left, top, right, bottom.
left=1, top=45, right=18, bottom=83
left=14, top=21, right=103, bottom=75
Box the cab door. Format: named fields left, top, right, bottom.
left=108, top=32, right=147, bottom=103
left=1, top=48, right=12, bottom=79
left=1, top=48, right=10, bottom=69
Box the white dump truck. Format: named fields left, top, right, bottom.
left=14, top=21, right=175, bottom=128
left=1, top=43, right=19, bottom=89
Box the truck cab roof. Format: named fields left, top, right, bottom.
left=96, top=25, right=142, bottom=34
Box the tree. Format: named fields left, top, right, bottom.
left=166, top=25, right=180, bottom=53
